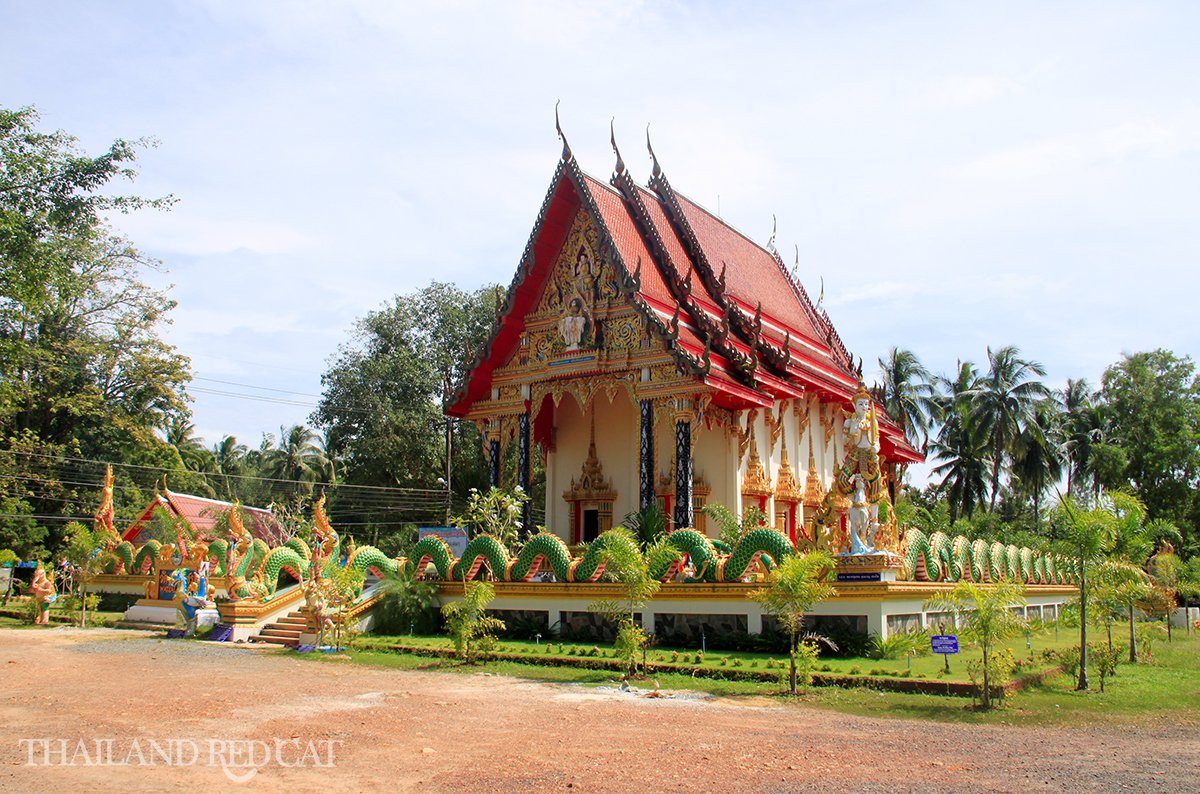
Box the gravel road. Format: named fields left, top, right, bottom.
left=0, top=628, right=1195, bottom=792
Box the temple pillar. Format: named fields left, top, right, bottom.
left=518, top=411, right=532, bottom=536
left=487, top=423, right=501, bottom=489
left=673, top=399, right=694, bottom=529
left=639, top=399, right=655, bottom=510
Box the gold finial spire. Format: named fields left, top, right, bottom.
left=555, top=100, right=572, bottom=161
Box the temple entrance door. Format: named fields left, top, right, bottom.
left=582, top=509, right=600, bottom=543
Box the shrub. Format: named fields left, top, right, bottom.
left=848, top=665, right=861, bottom=675
left=1055, top=645, right=1081, bottom=680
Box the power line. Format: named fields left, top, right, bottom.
left=0, top=448, right=447, bottom=494
left=192, top=376, right=323, bottom=398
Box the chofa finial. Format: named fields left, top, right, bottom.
left=646, top=123, right=662, bottom=179
left=766, top=214, right=777, bottom=252
left=610, top=118, right=625, bottom=176
left=555, top=100, right=572, bottom=162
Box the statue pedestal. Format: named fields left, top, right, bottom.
left=834, top=552, right=902, bottom=583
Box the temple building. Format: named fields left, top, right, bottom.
left=447, top=129, right=922, bottom=551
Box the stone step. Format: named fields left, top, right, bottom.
left=256, top=635, right=298, bottom=646
left=258, top=627, right=302, bottom=638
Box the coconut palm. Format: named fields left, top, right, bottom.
left=930, top=361, right=989, bottom=521
left=164, top=415, right=213, bottom=472
left=877, top=347, right=938, bottom=450
left=1010, top=399, right=1064, bottom=533
left=1058, top=379, right=1106, bottom=497
left=970, top=346, right=1049, bottom=512
left=264, top=424, right=329, bottom=485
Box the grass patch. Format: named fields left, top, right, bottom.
left=306, top=621, right=1200, bottom=725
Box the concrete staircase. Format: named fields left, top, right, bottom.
left=251, top=610, right=307, bottom=647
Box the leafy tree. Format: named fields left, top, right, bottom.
left=313, top=282, right=494, bottom=490
left=442, top=580, right=505, bottom=662
left=925, top=579, right=1027, bottom=709
left=970, top=346, right=1049, bottom=512
left=1, top=106, right=190, bottom=551
left=375, top=568, right=439, bottom=635
left=1059, top=379, right=1104, bottom=497
left=1053, top=492, right=1143, bottom=689
left=1101, top=350, right=1200, bottom=551
left=749, top=550, right=835, bottom=694
left=263, top=424, right=329, bottom=485
left=61, top=521, right=113, bottom=627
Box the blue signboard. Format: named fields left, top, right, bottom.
left=931, top=635, right=959, bottom=655
left=836, top=572, right=881, bottom=582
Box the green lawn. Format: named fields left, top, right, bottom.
left=351, top=622, right=1093, bottom=684
left=312, top=621, right=1200, bottom=725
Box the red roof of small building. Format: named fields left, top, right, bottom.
left=122, top=490, right=285, bottom=546
left=448, top=149, right=922, bottom=464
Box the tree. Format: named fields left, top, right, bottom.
left=1054, top=493, right=1131, bottom=690
left=1101, top=350, right=1200, bottom=552
left=701, top=502, right=769, bottom=551
left=61, top=521, right=113, bottom=628
left=931, top=361, right=989, bottom=521
left=263, top=424, right=329, bottom=485
left=1010, top=399, right=1064, bottom=532
left=1, top=106, right=190, bottom=552
left=970, top=346, right=1049, bottom=512
left=877, top=347, right=937, bottom=450
left=749, top=550, right=835, bottom=694
left=1059, top=379, right=1102, bottom=497
left=312, top=282, right=496, bottom=521
left=925, top=580, right=1027, bottom=709
left=451, top=487, right=528, bottom=555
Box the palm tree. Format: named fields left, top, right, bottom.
left=750, top=550, right=836, bottom=694
left=265, top=424, right=329, bottom=484
left=924, top=579, right=1027, bottom=709
left=930, top=361, right=989, bottom=522
left=1010, top=399, right=1064, bottom=533
left=1058, top=379, right=1105, bottom=497
left=1055, top=492, right=1122, bottom=690
left=164, top=415, right=213, bottom=472
left=210, top=435, right=248, bottom=500
left=970, top=346, right=1049, bottom=512
left=877, top=347, right=937, bottom=450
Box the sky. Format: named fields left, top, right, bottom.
left=4, top=1, right=1198, bottom=484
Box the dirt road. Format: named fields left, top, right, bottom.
left=0, top=628, right=1194, bottom=792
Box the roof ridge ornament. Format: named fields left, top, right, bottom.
left=792, top=244, right=800, bottom=280
left=610, top=118, right=626, bottom=176
left=555, top=100, right=572, bottom=162
left=766, top=214, right=777, bottom=252
left=646, top=123, right=662, bottom=179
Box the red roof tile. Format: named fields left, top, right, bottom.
left=123, top=491, right=284, bottom=546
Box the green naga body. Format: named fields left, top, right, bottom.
left=450, top=535, right=511, bottom=581
left=508, top=533, right=573, bottom=582
left=664, top=529, right=720, bottom=582
left=717, top=528, right=792, bottom=582
left=409, top=535, right=455, bottom=580
left=898, top=529, right=1078, bottom=585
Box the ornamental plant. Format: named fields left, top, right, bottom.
left=749, top=550, right=836, bottom=695
left=452, top=487, right=529, bottom=554
left=925, top=579, right=1027, bottom=709
left=442, top=580, right=505, bottom=663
